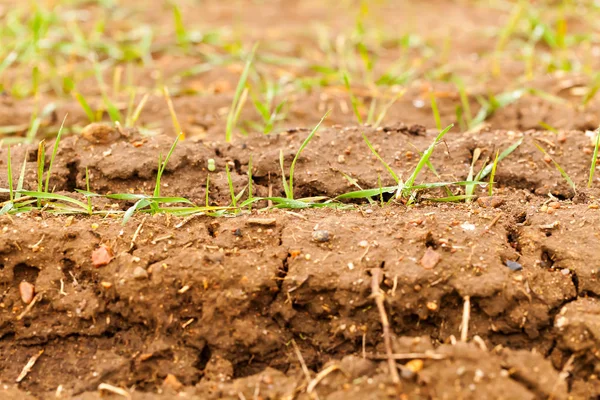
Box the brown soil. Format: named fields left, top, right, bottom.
left=2, top=124, right=600, bottom=399
left=3, top=0, right=600, bottom=399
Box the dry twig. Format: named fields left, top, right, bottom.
left=370, top=268, right=401, bottom=384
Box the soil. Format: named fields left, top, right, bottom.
left=3, top=0, right=600, bottom=399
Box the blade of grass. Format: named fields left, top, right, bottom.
left=489, top=150, right=500, bottom=196
left=163, top=86, right=183, bottom=138
left=153, top=133, right=182, bottom=197
left=430, top=91, right=442, bottom=130
left=226, top=164, right=237, bottom=208
left=479, top=137, right=523, bottom=179
left=534, top=142, right=576, bottom=194
left=342, top=71, right=363, bottom=124
left=288, top=111, right=329, bottom=199
left=15, top=151, right=27, bottom=200
left=44, top=115, right=67, bottom=193
left=399, top=124, right=454, bottom=198
left=226, top=44, right=258, bottom=142
left=361, top=132, right=399, bottom=183
left=588, top=127, right=600, bottom=188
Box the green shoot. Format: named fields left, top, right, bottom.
left=154, top=133, right=182, bottom=197
left=280, top=150, right=290, bottom=198
left=343, top=71, right=363, bottom=124
left=37, top=140, right=45, bottom=207
left=430, top=91, right=442, bottom=130
left=74, top=92, right=96, bottom=123
left=361, top=133, right=399, bottom=183
left=539, top=121, right=559, bottom=134
left=465, top=148, right=481, bottom=201
left=15, top=151, right=27, bottom=201
left=493, top=0, right=525, bottom=76
left=226, top=44, right=257, bottom=142
left=126, top=92, right=149, bottom=127
left=534, top=142, right=576, bottom=194
left=489, top=150, right=500, bottom=196
left=479, top=138, right=523, bottom=179
left=44, top=116, right=66, bottom=193
left=398, top=124, right=454, bottom=199
left=286, top=112, right=329, bottom=199
left=588, top=127, right=600, bottom=188
left=173, top=4, right=188, bottom=49
left=226, top=164, right=237, bottom=209
left=454, top=78, right=472, bottom=127
left=163, top=86, right=183, bottom=138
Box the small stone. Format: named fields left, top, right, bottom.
left=337, top=154, right=346, bottom=164
left=312, top=230, right=330, bottom=243
left=420, top=248, right=440, bottom=269
left=81, top=122, right=119, bottom=144
left=506, top=260, right=523, bottom=271
left=133, top=267, right=148, bottom=280
left=405, top=359, right=424, bottom=373
left=92, top=245, right=113, bottom=268
left=19, top=281, right=35, bottom=304
left=163, top=374, right=183, bottom=391
left=543, top=154, right=552, bottom=163
left=589, top=203, right=599, bottom=209
left=548, top=201, right=561, bottom=209
left=557, top=132, right=567, bottom=143
left=476, top=196, right=505, bottom=208
left=426, top=301, right=438, bottom=311
left=101, top=282, right=113, bottom=289
left=358, top=240, right=369, bottom=248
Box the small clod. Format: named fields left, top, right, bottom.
left=19, top=281, right=35, bottom=304
left=420, top=247, right=441, bottom=269
left=133, top=267, right=148, bottom=280
left=506, top=260, right=523, bottom=271
left=476, top=196, right=505, bottom=208
left=92, top=244, right=113, bottom=268
left=233, top=228, right=243, bottom=237
left=312, top=230, right=330, bottom=243
left=247, top=218, right=277, bottom=227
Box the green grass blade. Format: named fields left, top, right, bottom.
left=279, top=149, right=291, bottom=198
left=489, top=150, right=500, bottom=196
left=123, top=198, right=151, bottom=224
left=588, top=127, right=600, bottom=188
left=44, top=116, right=67, bottom=193
left=288, top=111, right=329, bottom=199
left=154, top=133, right=182, bottom=197
left=343, top=71, right=363, bottom=124
left=74, top=92, right=96, bottom=122
left=479, top=137, right=523, bottom=179
left=400, top=124, right=453, bottom=198
left=20, top=191, right=89, bottom=210
left=336, top=186, right=397, bottom=200
left=226, top=44, right=257, bottom=142
left=15, top=151, right=28, bottom=200
left=534, top=143, right=576, bottom=193
left=430, top=92, right=442, bottom=130
left=361, top=132, right=399, bottom=183
left=226, top=164, right=237, bottom=208
left=0, top=202, right=13, bottom=216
